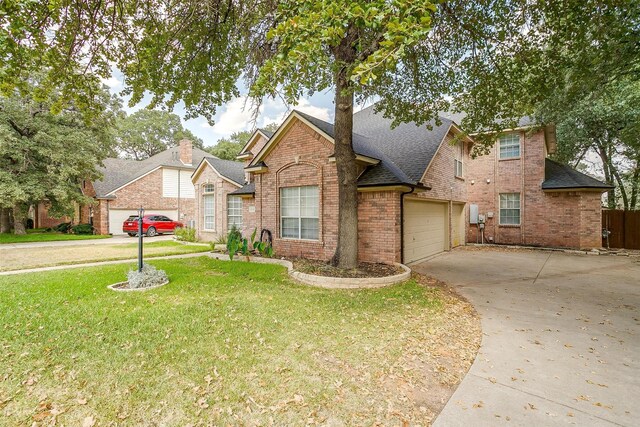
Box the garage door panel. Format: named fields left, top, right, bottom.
left=403, top=200, right=447, bottom=264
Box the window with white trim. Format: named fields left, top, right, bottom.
left=499, top=133, right=520, bottom=159
left=499, top=193, right=521, bottom=225
left=227, top=195, right=243, bottom=229
left=203, top=184, right=215, bottom=230
left=280, top=186, right=319, bottom=240
left=454, top=141, right=464, bottom=177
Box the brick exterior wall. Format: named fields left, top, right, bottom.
left=192, top=166, right=249, bottom=242
left=465, top=129, right=603, bottom=249
left=358, top=191, right=401, bottom=263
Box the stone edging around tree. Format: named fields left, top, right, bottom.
left=207, top=252, right=411, bottom=289
left=107, top=280, right=170, bottom=292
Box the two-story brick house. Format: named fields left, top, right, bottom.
left=87, top=139, right=210, bottom=235
left=192, top=105, right=610, bottom=265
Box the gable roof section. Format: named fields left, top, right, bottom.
left=237, top=128, right=274, bottom=158
left=92, top=146, right=211, bottom=197
left=191, top=157, right=245, bottom=187
left=542, top=159, right=612, bottom=191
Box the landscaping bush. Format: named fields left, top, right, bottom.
left=127, top=264, right=168, bottom=289
left=54, top=222, right=72, bottom=233
left=71, top=223, right=94, bottom=235
left=25, top=218, right=34, bottom=229
left=174, top=226, right=197, bottom=242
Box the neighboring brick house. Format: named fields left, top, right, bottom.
left=192, top=106, right=611, bottom=264
left=86, top=139, right=210, bottom=235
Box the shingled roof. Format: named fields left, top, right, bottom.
left=92, top=146, right=211, bottom=197
left=542, top=159, right=612, bottom=190
left=295, top=107, right=454, bottom=187
left=201, top=157, right=245, bottom=186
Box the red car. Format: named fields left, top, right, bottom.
left=122, top=214, right=184, bottom=237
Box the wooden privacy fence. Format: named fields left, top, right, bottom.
left=602, top=210, right=640, bottom=250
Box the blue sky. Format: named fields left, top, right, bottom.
left=103, top=70, right=337, bottom=148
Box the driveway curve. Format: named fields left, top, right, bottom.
left=413, top=248, right=640, bottom=427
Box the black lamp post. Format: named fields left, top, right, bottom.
left=138, top=206, right=144, bottom=272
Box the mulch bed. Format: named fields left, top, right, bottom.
left=289, top=258, right=404, bottom=278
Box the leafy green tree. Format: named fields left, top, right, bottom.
left=116, top=109, right=204, bottom=160
left=543, top=79, right=640, bottom=210
left=208, top=123, right=278, bottom=160
left=2, top=1, right=637, bottom=265
left=0, top=77, right=118, bottom=234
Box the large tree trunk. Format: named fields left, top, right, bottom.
left=331, top=31, right=359, bottom=269
left=12, top=205, right=27, bottom=235
left=0, top=208, right=11, bottom=233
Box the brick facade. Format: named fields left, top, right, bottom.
left=192, top=166, right=249, bottom=242
left=466, top=129, right=603, bottom=249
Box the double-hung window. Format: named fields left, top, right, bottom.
left=454, top=142, right=464, bottom=178
left=227, top=195, right=243, bottom=229
left=499, top=193, right=521, bottom=225
left=203, top=184, right=215, bottom=230
left=499, top=133, right=520, bottom=159
left=280, top=186, right=319, bottom=240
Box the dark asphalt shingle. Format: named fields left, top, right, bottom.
left=230, top=182, right=255, bottom=195
left=542, top=159, right=612, bottom=190
left=204, top=157, right=245, bottom=186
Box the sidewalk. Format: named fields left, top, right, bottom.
left=0, top=252, right=211, bottom=276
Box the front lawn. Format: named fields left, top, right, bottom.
left=0, top=230, right=111, bottom=244
left=0, top=257, right=480, bottom=425
left=0, top=241, right=210, bottom=272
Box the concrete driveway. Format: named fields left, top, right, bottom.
left=413, top=248, right=640, bottom=427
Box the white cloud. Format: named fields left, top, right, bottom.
left=101, top=76, right=122, bottom=89
left=203, top=96, right=332, bottom=139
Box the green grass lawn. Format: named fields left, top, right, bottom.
left=0, top=257, right=479, bottom=425
left=0, top=229, right=111, bottom=244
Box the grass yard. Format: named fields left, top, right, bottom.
left=0, top=257, right=480, bottom=426
left=0, top=230, right=111, bottom=244
left=0, top=241, right=210, bottom=272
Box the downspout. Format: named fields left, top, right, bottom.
left=399, top=186, right=416, bottom=264
left=177, top=169, right=181, bottom=221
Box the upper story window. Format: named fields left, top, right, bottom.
left=499, top=133, right=520, bottom=159
left=454, top=142, right=464, bottom=178
left=280, top=186, right=319, bottom=240
left=499, top=193, right=521, bottom=225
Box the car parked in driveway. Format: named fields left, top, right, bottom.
left=122, top=215, right=184, bottom=237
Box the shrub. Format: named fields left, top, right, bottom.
left=71, top=223, right=94, bottom=235
left=126, top=264, right=168, bottom=289
left=226, top=225, right=243, bottom=260
left=174, top=226, right=197, bottom=242
left=54, top=222, right=72, bottom=233
left=25, top=218, right=34, bottom=229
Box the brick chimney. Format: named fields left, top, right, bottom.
left=179, top=139, right=193, bottom=164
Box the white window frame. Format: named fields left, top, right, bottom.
left=454, top=141, right=464, bottom=178
left=227, top=195, right=243, bottom=230
left=280, top=185, right=319, bottom=240
left=499, top=133, right=520, bottom=159
left=202, top=184, right=215, bottom=231
left=499, top=193, right=521, bottom=225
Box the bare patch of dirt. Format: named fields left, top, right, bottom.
left=290, top=257, right=404, bottom=278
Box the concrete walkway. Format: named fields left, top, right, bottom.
left=0, top=234, right=174, bottom=249
left=413, top=249, right=640, bottom=427
left=0, top=251, right=211, bottom=276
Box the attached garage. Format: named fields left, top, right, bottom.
left=403, top=199, right=448, bottom=264
left=108, top=209, right=178, bottom=235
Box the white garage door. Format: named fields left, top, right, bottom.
left=451, top=203, right=466, bottom=248
left=108, top=209, right=178, bottom=235
left=403, top=200, right=447, bottom=264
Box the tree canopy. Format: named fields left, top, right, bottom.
left=0, top=76, right=119, bottom=233
left=116, top=109, right=204, bottom=160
